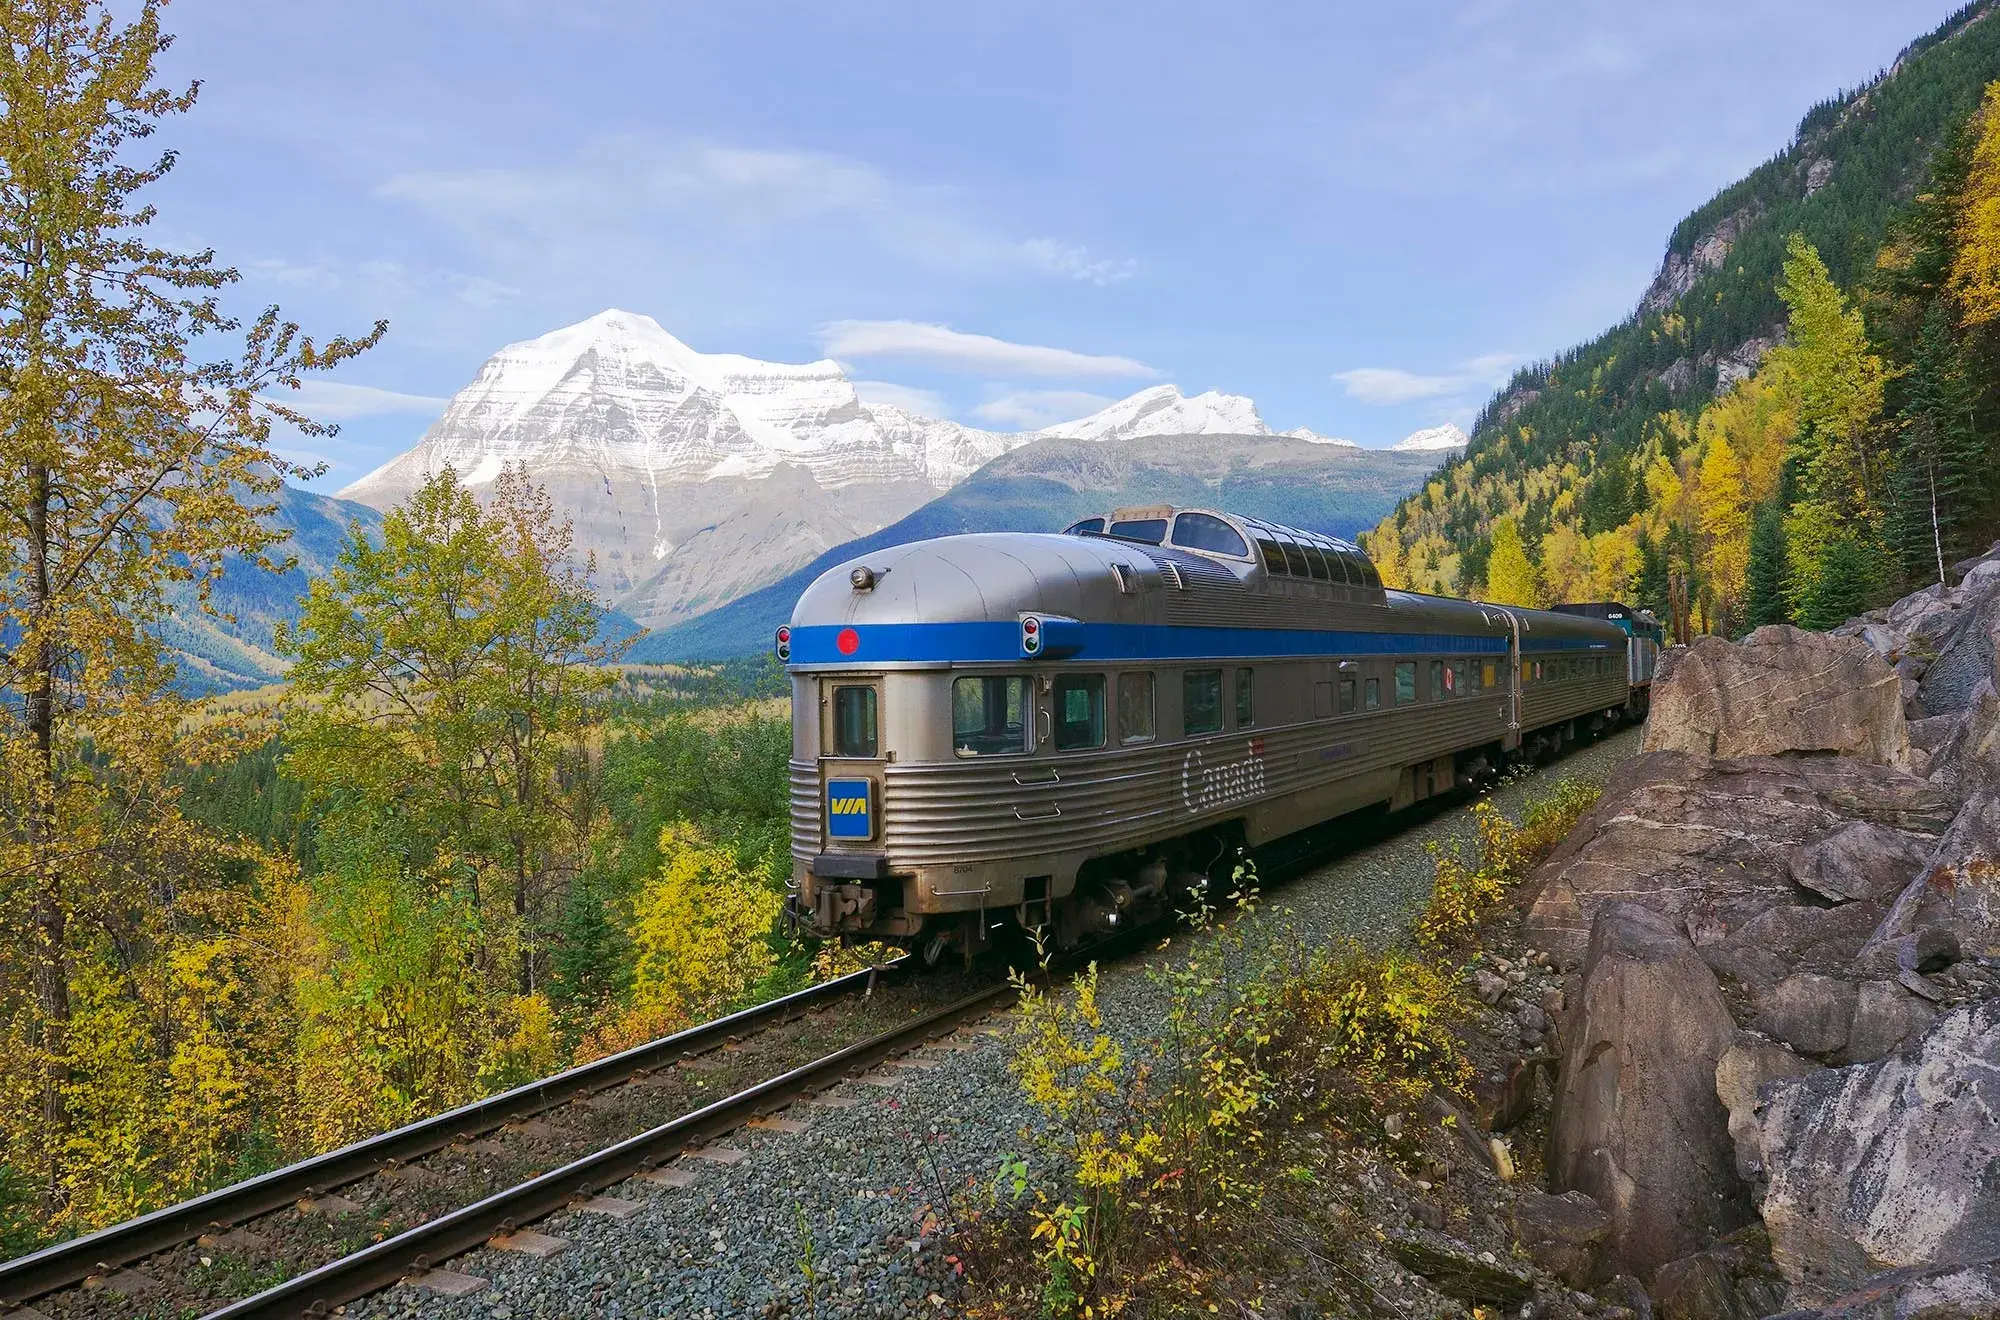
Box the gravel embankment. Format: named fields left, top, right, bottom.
left=350, top=729, right=1642, bottom=1320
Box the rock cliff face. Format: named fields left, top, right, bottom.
left=1515, top=539, right=2000, bottom=1317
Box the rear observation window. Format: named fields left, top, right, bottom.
left=1255, top=538, right=1287, bottom=575
left=831, top=686, right=878, bottom=758
left=1063, top=517, right=1105, bottom=536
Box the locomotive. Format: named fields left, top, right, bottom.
left=779, top=505, right=1661, bottom=965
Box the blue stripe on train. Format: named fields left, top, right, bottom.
left=785, top=621, right=1616, bottom=667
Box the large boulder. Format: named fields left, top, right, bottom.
left=1511, top=1189, right=1613, bottom=1288
left=1756, top=1000, right=2000, bottom=1303
left=1787, top=821, right=1937, bottom=905
left=1645, top=627, right=1910, bottom=768
left=1548, top=903, right=1752, bottom=1281
left=1524, top=753, right=1954, bottom=967
left=1924, top=679, right=2000, bottom=801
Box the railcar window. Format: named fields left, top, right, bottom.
left=1361, top=561, right=1383, bottom=589
left=1394, top=662, right=1417, bottom=705
left=1328, top=552, right=1355, bottom=585
left=1255, top=538, right=1287, bottom=575
left=1429, top=661, right=1444, bottom=700
left=1063, top=517, right=1106, bottom=536
left=952, top=676, right=1030, bottom=756
left=1236, top=668, right=1255, bottom=727
left=1117, top=672, right=1156, bottom=744
left=1281, top=541, right=1312, bottom=577
left=1170, top=512, right=1250, bottom=558
left=1339, top=677, right=1357, bottom=715
left=1365, top=677, right=1381, bottom=710
left=831, top=686, right=879, bottom=758
left=1314, top=682, right=1334, bottom=720
left=1107, top=518, right=1167, bottom=544
left=1053, top=675, right=1106, bottom=750
left=1183, top=669, right=1224, bottom=735
left=1450, top=660, right=1467, bottom=695
left=1304, top=545, right=1331, bottom=580
left=1482, top=661, right=1497, bottom=689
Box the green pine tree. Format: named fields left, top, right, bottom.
left=1891, top=299, right=1987, bottom=584
left=1745, top=503, right=1791, bottom=630
left=1796, top=537, right=1889, bottom=630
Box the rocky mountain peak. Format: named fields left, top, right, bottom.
left=1392, top=422, right=1470, bottom=452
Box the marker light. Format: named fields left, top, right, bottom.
left=774, top=626, right=791, bottom=662
left=1021, top=615, right=1042, bottom=655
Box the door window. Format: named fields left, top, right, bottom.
left=1339, top=677, right=1357, bottom=715
left=831, top=685, right=878, bottom=758
left=1364, top=677, right=1381, bottom=711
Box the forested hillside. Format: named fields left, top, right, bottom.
left=1366, top=1, right=2000, bottom=634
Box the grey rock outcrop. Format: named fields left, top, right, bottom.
left=1549, top=903, right=1752, bottom=1280
left=1757, top=1000, right=2000, bottom=1302
left=1918, top=591, right=2000, bottom=718
left=1862, top=789, right=2000, bottom=976
left=1524, top=752, right=1952, bottom=967
left=1644, top=627, right=1910, bottom=768
left=1766, top=1258, right=2000, bottom=1320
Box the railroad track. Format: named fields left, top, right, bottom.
left=0, top=960, right=1009, bottom=1320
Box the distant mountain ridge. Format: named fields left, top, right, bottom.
left=628, top=431, right=1442, bottom=662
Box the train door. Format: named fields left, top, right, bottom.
left=1503, top=613, right=1523, bottom=753
left=819, top=676, right=886, bottom=852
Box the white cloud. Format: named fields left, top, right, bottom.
left=852, top=380, right=952, bottom=417
left=823, top=321, right=1158, bottom=379
left=379, top=138, right=1135, bottom=287
left=972, top=389, right=1118, bottom=430
left=265, top=379, right=450, bottom=421
left=1332, top=353, right=1517, bottom=406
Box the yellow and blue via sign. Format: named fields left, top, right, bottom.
left=826, top=778, right=874, bottom=839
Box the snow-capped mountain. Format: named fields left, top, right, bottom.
left=1281, top=425, right=1359, bottom=448
left=1037, top=384, right=1266, bottom=442
left=338, top=311, right=1028, bottom=627
left=1391, top=422, right=1470, bottom=452
left=339, top=312, right=1392, bottom=631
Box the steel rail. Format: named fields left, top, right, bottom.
left=201, top=982, right=1017, bottom=1320
left=0, top=959, right=908, bottom=1307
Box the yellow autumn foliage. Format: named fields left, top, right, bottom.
left=1950, top=80, right=2000, bottom=327
left=627, top=823, right=783, bottom=1029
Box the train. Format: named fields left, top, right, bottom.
left=779, top=505, right=1664, bottom=965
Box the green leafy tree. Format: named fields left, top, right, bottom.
left=0, top=0, right=379, bottom=1225
left=280, top=465, right=624, bottom=998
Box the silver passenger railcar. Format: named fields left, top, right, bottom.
left=782, top=506, right=1638, bottom=963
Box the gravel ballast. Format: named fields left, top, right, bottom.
left=348, top=728, right=1643, bottom=1320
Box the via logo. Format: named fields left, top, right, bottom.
left=827, top=778, right=874, bottom=840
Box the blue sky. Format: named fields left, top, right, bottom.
left=149, top=0, right=1966, bottom=481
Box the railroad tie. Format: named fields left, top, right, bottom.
left=641, top=1164, right=700, bottom=1188
left=745, top=1115, right=810, bottom=1134
left=81, top=1268, right=159, bottom=1297
left=685, top=1144, right=748, bottom=1164
left=196, top=1226, right=269, bottom=1253
left=574, top=1194, right=645, bottom=1220
left=489, top=1229, right=571, bottom=1258
left=297, top=1192, right=363, bottom=1217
